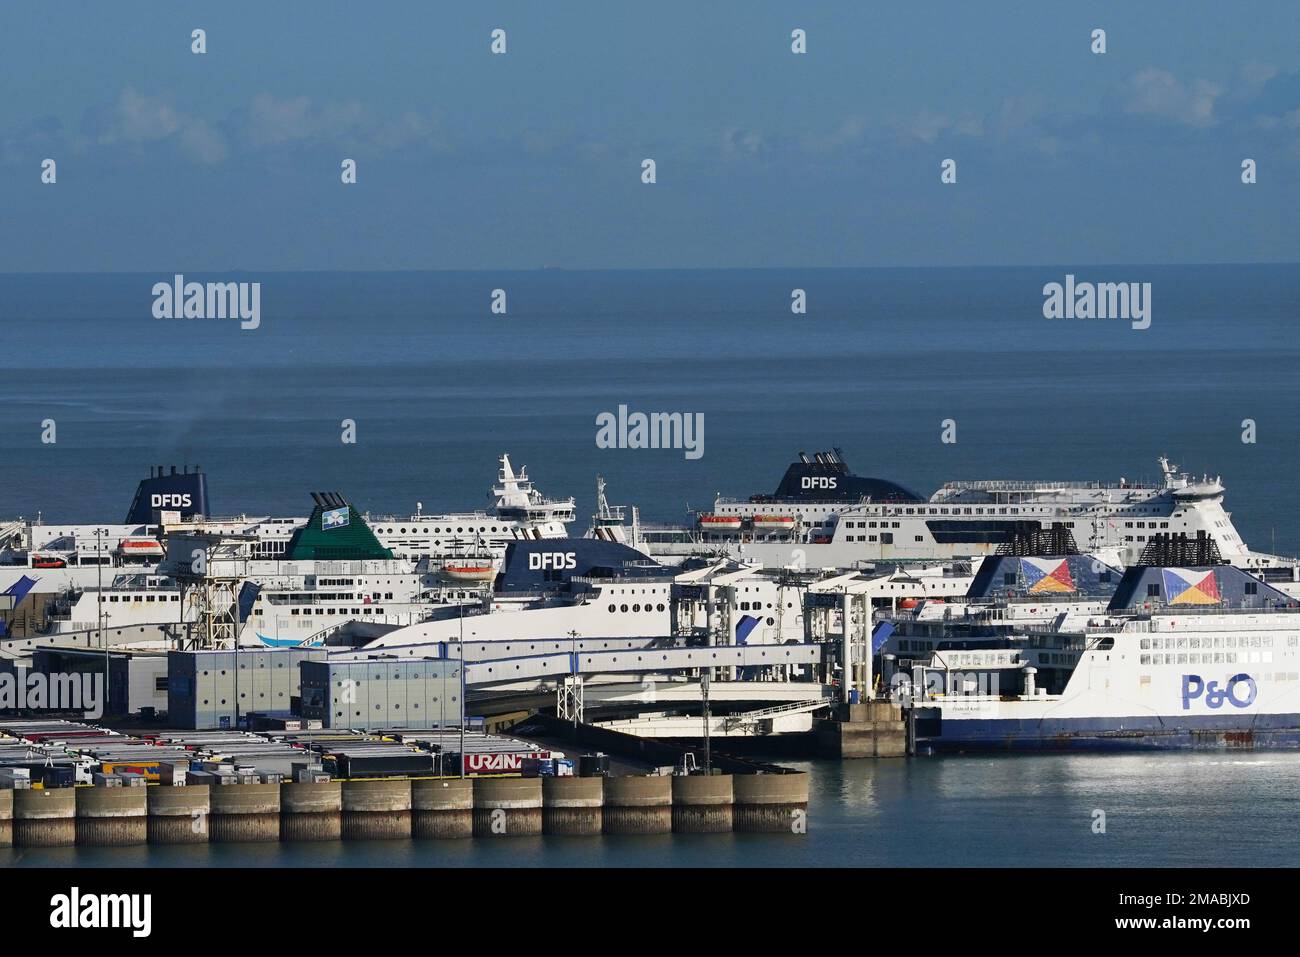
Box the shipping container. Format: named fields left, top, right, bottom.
left=336, top=752, right=433, bottom=779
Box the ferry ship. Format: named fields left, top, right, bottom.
left=618, top=449, right=1291, bottom=573
left=356, top=538, right=813, bottom=653
left=0, top=454, right=573, bottom=593
left=895, top=559, right=1300, bottom=751
left=175, top=453, right=575, bottom=568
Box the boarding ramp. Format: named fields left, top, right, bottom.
left=330, top=641, right=821, bottom=688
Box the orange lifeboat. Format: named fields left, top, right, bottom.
left=698, top=514, right=742, bottom=531
left=31, top=555, right=67, bottom=569
left=751, top=515, right=796, bottom=531
left=443, top=563, right=497, bottom=582
left=117, top=537, right=165, bottom=558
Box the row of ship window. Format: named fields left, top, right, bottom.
left=608, top=603, right=666, bottom=613
left=265, top=592, right=395, bottom=604
left=287, top=607, right=385, bottom=615
left=103, top=594, right=178, bottom=602
left=379, top=526, right=503, bottom=535
left=1139, top=635, right=1283, bottom=649
left=1140, top=652, right=1275, bottom=665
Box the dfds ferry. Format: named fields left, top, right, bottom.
left=906, top=561, right=1300, bottom=751
left=0, top=455, right=572, bottom=592
left=624, top=449, right=1292, bottom=572
left=359, top=538, right=811, bottom=651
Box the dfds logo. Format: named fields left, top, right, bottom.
left=1182, top=673, right=1257, bottom=710
left=801, top=477, right=837, bottom=490
left=150, top=493, right=192, bottom=509
left=528, top=552, right=577, bottom=571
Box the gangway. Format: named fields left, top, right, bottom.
left=721, top=696, right=834, bottom=733
left=327, top=640, right=821, bottom=688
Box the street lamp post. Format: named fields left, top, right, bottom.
left=97, top=528, right=108, bottom=717
left=568, top=629, right=580, bottom=734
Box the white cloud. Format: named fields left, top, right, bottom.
left=1123, top=68, right=1221, bottom=127
left=87, top=88, right=227, bottom=165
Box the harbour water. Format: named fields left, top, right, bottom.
left=4, top=752, right=1298, bottom=867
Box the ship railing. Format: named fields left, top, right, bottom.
left=1146, top=603, right=1300, bottom=617
left=935, top=479, right=1152, bottom=493
left=368, top=510, right=496, bottom=522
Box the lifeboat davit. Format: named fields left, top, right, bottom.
left=698, top=515, right=742, bottom=531
left=443, top=563, right=497, bottom=582
left=117, top=537, right=165, bottom=557
left=751, top=515, right=796, bottom=531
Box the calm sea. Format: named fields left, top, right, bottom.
left=4, top=753, right=1300, bottom=867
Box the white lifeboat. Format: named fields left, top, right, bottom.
left=751, top=514, right=796, bottom=531
left=117, top=537, right=165, bottom=558
left=443, top=562, right=497, bottom=582
left=698, top=514, right=742, bottom=531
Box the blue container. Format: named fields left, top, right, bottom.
left=848, top=689, right=861, bottom=705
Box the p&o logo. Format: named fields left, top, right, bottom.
left=1181, top=673, right=1257, bottom=710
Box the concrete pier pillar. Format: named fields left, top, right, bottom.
left=602, top=775, right=672, bottom=835
left=817, top=700, right=908, bottom=758
left=472, top=777, right=542, bottom=837
left=281, top=781, right=342, bottom=842
left=147, top=786, right=210, bottom=844
left=341, top=779, right=412, bottom=840
left=209, top=783, right=281, bottom=843
left=76, top=786, right=147, bottom=846
left=671, top=774, right=733, bottom=833
left=412, top=778, right=473, bottom=839
left=732, top=773, right=809, bottom=833
left=542, top=777, right=603, bottom=835
left=0, top=789, right=11, bottom=847
left=13, top=788, right=76, bottom=847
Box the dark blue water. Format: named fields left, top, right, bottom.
left=5, top=753, right=1299, bottom=867
left=2, top=266, right=1298, bottom=558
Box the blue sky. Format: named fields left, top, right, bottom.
left=3, top=1, right=1299, bottom=270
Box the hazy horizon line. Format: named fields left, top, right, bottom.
left=2, top=261, right=1298, bottom=276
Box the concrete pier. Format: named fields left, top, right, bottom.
left=281, top=781, right=342, bottom=842
left=733, top=773, right=809, bottom=833
left=13, top=788, right=76, bottom=847
left=817, top=701, right=908, bottom=758
left=341, top=779, right=412, bottom=840
left=473, top=777, right=542, bottom=837
left=542, top=777, right=603, bottom=836
left=412, top=778, right=473, bottom=839
left=210, top=783, right=281, bottom=842
left=671, top=774, right=734, bottom=833
left=147, top=785, right=210, bottom=844
left=602, top=774, right=672, bottom=835
left=0, top=789, right=11, bottom=847
left=75, top=786, right=147, bottom=846
left=5, top=771, right=811, bottom=849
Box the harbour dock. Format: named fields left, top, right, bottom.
left=0, top=719, right=809, bottom=848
